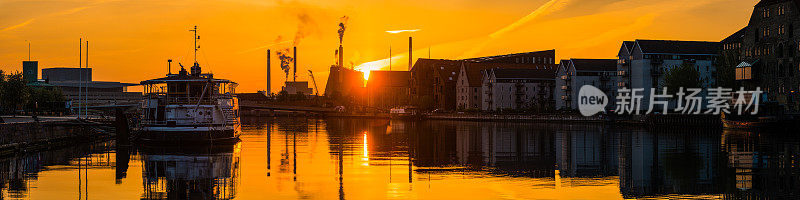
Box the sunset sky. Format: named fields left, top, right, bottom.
left=0, top=0, right=758, bottom=93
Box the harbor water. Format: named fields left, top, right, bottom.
left=0, top=117, right=798, bottom=199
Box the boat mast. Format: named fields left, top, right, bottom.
left=190, top=26, right=199, bottom=65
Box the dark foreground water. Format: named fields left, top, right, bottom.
left=1, top=117, right=798, bottom=199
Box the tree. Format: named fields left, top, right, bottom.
left=663, top=63, right=702, bottom=94
left=276, top=90, right=290, bottom=102
left=26, top=87, right=65, bottom=111
left=716, top=50, right=740, bottom=88
left=0, top=72, right=29, bottom=113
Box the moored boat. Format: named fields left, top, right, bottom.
left=136, top=26, right=240, bottom=144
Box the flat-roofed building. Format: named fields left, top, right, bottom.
left=40, top=67, right=139, bottom=106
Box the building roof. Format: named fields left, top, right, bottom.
left=461, top=49, right=555, bottom=63
left=623, top=41, right=636, bottom=53
left=635, top=40, right=721, bottom=55
left=755, top=0, right=800, bottom=7
left=461, top=62, right=557, bottom=86
left=367, top=71, right=411, bottom=88
left=721, top=27, right=747, bottom=43
left=491, top=68, right=556, bottom=80
left=411, top=58, right=462, bottom=71
left=434, top=62, right=463, bottom=83
left=26, top=81, right=56, bottom=87
left=570, top=59, right=617, bottom=71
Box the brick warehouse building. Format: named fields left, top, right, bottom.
left=411, top=50, right=556, bottom=111
left=726, top=0, right=800, bottom=111
left=366, top=71, right=411, bottom=109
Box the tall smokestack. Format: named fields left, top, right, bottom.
left=409, top=37, right=413, bottom=69
left=339, top=45, right=344, bottom=69
left=293, top=46, right=297, bottom=82
left=267, top=49, right=271, bottom=95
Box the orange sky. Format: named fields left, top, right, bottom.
left=0, top=0, right=757, bottom=93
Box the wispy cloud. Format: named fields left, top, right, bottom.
left=0, top=0, right=115, bottom=33
left=386, top=29, right=421, bottom=34
left=0, top=19, right=36, bottom=33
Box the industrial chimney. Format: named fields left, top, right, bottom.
left=293, top=46, right=297, bottom=82
left=267, top=49, right=271, bottom=95
left=338, top=45, right=344, bottom=69
left=408, top=37, right=413, bottom=69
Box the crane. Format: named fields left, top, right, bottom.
left=307, top=69, right=320, bottom=96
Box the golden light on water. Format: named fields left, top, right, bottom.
left=362, top=132, right=370, bottom=165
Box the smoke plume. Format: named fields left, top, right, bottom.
left=293, top=12, right=318, bottom=46
left=276, top=47, right=294, bottom=81
left=337, top=15, right=349, bottom=44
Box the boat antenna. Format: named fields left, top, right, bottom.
left=190, top=26, right=199, bottom=64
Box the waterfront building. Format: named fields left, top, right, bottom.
left=457, top=62, right=486, bottom=110
left=555, top=59, right=618, bottom=111
left=366, top=70, right=411, bottom=109
left=41, top=67, right=139, bottom=106
left=457, top=62, right=558, bottom=111
left=727, top=0, right=800, bottom=111
left=413, top=50, right=556, bottom=111
left=411, top=59, right=462, bottom=111
left=616, top=40, right=720, bottom=110
left=481, top=68, right=556, bottom=111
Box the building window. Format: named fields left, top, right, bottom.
left=780, top=25, right=786, bottom=35
left=764, top=8, right=770, bottom=18
left=779, top=5, right=786, bottom=15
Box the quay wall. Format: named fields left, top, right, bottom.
left=0, top=121, right=112, bottom=156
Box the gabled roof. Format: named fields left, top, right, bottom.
left=635, top=40, right=721, bottom=55
left=462, top=62, right=558, bottom=86
left=570, top=59, right=617, bottom=72
left=461, top=49, right=555, bottom=63
left=722, top=27, right=747, bottom=43
left=623, top=41, right=636, bottom=53
left=434, top=62, right=462, bottom=83
left=557, top=60, right=573, bottom=75
left=491, top=68, right=557, bottom=80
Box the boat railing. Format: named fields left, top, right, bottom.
left=143, top=95, right=235, bottom=105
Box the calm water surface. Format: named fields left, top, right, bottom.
left=1, top=117, right=799, bottom=199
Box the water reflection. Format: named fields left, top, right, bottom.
left=138, top=144, right=241, bottom=200
left=0, top=118, right=798, bottom=199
